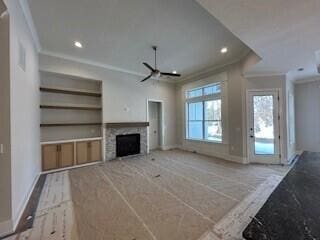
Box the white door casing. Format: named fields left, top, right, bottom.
left=148, top=102, right=160, bottom=150
left=247, top=90, right=281, bottom=164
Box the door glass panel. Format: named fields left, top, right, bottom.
left=253, top=95, right=275, bottom=155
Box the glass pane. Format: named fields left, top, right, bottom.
left=253, top=95, right=275, bottom=155
left=204, top=84, right=221, bottom=95
left=188, top=102, right=203, bottom=120
left=205, top=100, right=221, bottom=121
left=187, top=88, right=202, bottom=98
left=205, top=121, right=222, bottom=142
left=188, top=121, right=203, bottom=139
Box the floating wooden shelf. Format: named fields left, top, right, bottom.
left=40, top=86, right=101, bottom=97
left=105, top=122, right=149, bottom=128
left=40, top=123, right=102, bottom=127
left=40, top=104, right=102, bottom=110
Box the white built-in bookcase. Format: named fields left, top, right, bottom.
left=40, top=71, right=103, bottom=142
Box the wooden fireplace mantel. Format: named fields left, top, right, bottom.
left=105, top=122, right=149, bottom=128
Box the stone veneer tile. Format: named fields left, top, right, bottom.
left=105, top=127, right=148, bottom=160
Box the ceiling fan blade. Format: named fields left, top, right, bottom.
left=143, top=62, right=155, bottom=72
left=161, top=72, right=181, bottom=77
left=140, top=74, right=152, bottom=82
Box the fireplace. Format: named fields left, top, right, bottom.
left=105, top=122, right=148, bottom=160
left=116, top=134, right=140, bottom=157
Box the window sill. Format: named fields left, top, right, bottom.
left=185, top=138, right=227, bottom=145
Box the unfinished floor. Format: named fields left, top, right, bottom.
left=6, top=149, right=290, bottom=240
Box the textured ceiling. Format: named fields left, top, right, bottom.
left=198, top=0, right=320, bottom=80
left=27, top=0, right=250, bottom=78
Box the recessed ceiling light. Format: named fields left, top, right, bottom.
left=172, top=71, right=177, bottom=74
left=221, top=47, right=228, bottom=54
left=74, top=41, right=83, bottom=48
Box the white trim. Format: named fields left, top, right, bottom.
left=294, top=76, right=320, bottom=85
left=12, top=173, right=40, bottom=233
left=146, top=99, right=164, bottom=153
left=177, top=52, right=248, bottom=83
left=42, top=160, right=101, bottom=174
left=42, top=50, right=148, bottom=78
left=244, top=72, right=286, bottom=79
left=177, top=145, right=247, bottom=164
left=161, top=145, right=179, bottom=151
left=246, top=89, right=283, bottom=164
left=41, top=137, right=103, bottom=145
left=18, top=0, right=41, bottom=52
left=0, top=219, right=13, bottom=237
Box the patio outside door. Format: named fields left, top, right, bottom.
left=247, top=90, right=281, bottom=164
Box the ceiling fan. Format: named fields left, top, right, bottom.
left=141, top=46, right=181, bottom=82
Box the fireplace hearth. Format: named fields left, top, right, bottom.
left=116, top=134, right=140, bottom=157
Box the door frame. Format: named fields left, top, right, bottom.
left=146, top=99, right=164, bottom=153
left=246, top=89, right=283, bottom=164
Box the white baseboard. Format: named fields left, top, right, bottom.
left=12, top=173, right=40, bottom=232
left=177, top=146, right=247, bottom=164
left=0, top=219, right=13, bottom=237
left=161, top=145, right=180, bottom=151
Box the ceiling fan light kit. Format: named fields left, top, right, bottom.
left=141, top=46, right=181, bottom=82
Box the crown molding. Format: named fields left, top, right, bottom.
left=41, top=50, right=150, bottom=78
left=19, top=0, right=41, bottom=52
left=176, top=57, right=243, bottom=84
left=294, top=76, right=320, bottom=85
left=244, top=71, right=286, bottom=79
left=40, top=50, right=178, bottom=83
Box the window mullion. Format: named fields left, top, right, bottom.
left=203, top=101, right=205, bottom=140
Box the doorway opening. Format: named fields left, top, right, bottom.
left=247, top=90, right=281, bottom=164
left=147, top=100, right=163, bottom=152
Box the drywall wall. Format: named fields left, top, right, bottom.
left=176, top=52, right=293, bottom=164
left=5, top=0, right=41, bottom=231
left=285, top=73, right=296, bottom=162
left=245, top=75, right=288, bottom=164
left=295, top=80, right=320, bottom=152
left=176, top=62, right=247, bottom=163
left=39, top=54, right=177, bottom=149
left=40, top=72, right=102, bottom=142
left=0, top=0, right=12, bottom=235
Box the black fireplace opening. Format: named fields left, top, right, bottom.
left=116, top=134, right=140, bottom=157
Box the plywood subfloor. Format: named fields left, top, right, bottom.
left=69, top=150, right=289, bottom=240
left=6, top=149, right=290, bottom=240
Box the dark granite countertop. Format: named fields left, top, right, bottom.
left=243, top=152, right=320, bottom=240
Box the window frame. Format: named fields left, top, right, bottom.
left=185, top=83, right=223, bottom=143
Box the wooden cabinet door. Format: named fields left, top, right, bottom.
left=42, top=144, right=58, bottom=171
left=89, top=140, right=101, bottom=162
left=76, top=141, right=89, bottom=165
left=60, top=143, right=74, bottom=168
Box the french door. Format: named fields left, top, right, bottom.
left=247, top=90, right=281, bottom=164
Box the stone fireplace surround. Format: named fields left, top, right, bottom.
left=105, top=122, right=149, bottom=160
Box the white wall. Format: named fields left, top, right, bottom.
left=285, top=74, right=296, bottom=162
left=39, top=54, right=177, bottom=149
left=245, top=75, right=290, bottom=164
left=4, top=0, right=41, bottom=233
left=295, top=79, right=320, bottom=152
left=0, top=1, right=12, bottom=235
left=176, top=61, right=248, bottom=163
left=176, top=51, right=293, bottom=164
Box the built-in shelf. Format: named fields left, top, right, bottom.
left=40, top=123, right=102, bottom=127
left=40, top=86, right=101, bottom=97
left=40, top=104, right=102, bottom=110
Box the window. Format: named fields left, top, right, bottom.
left=186, top=83, right=222, bottom=142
